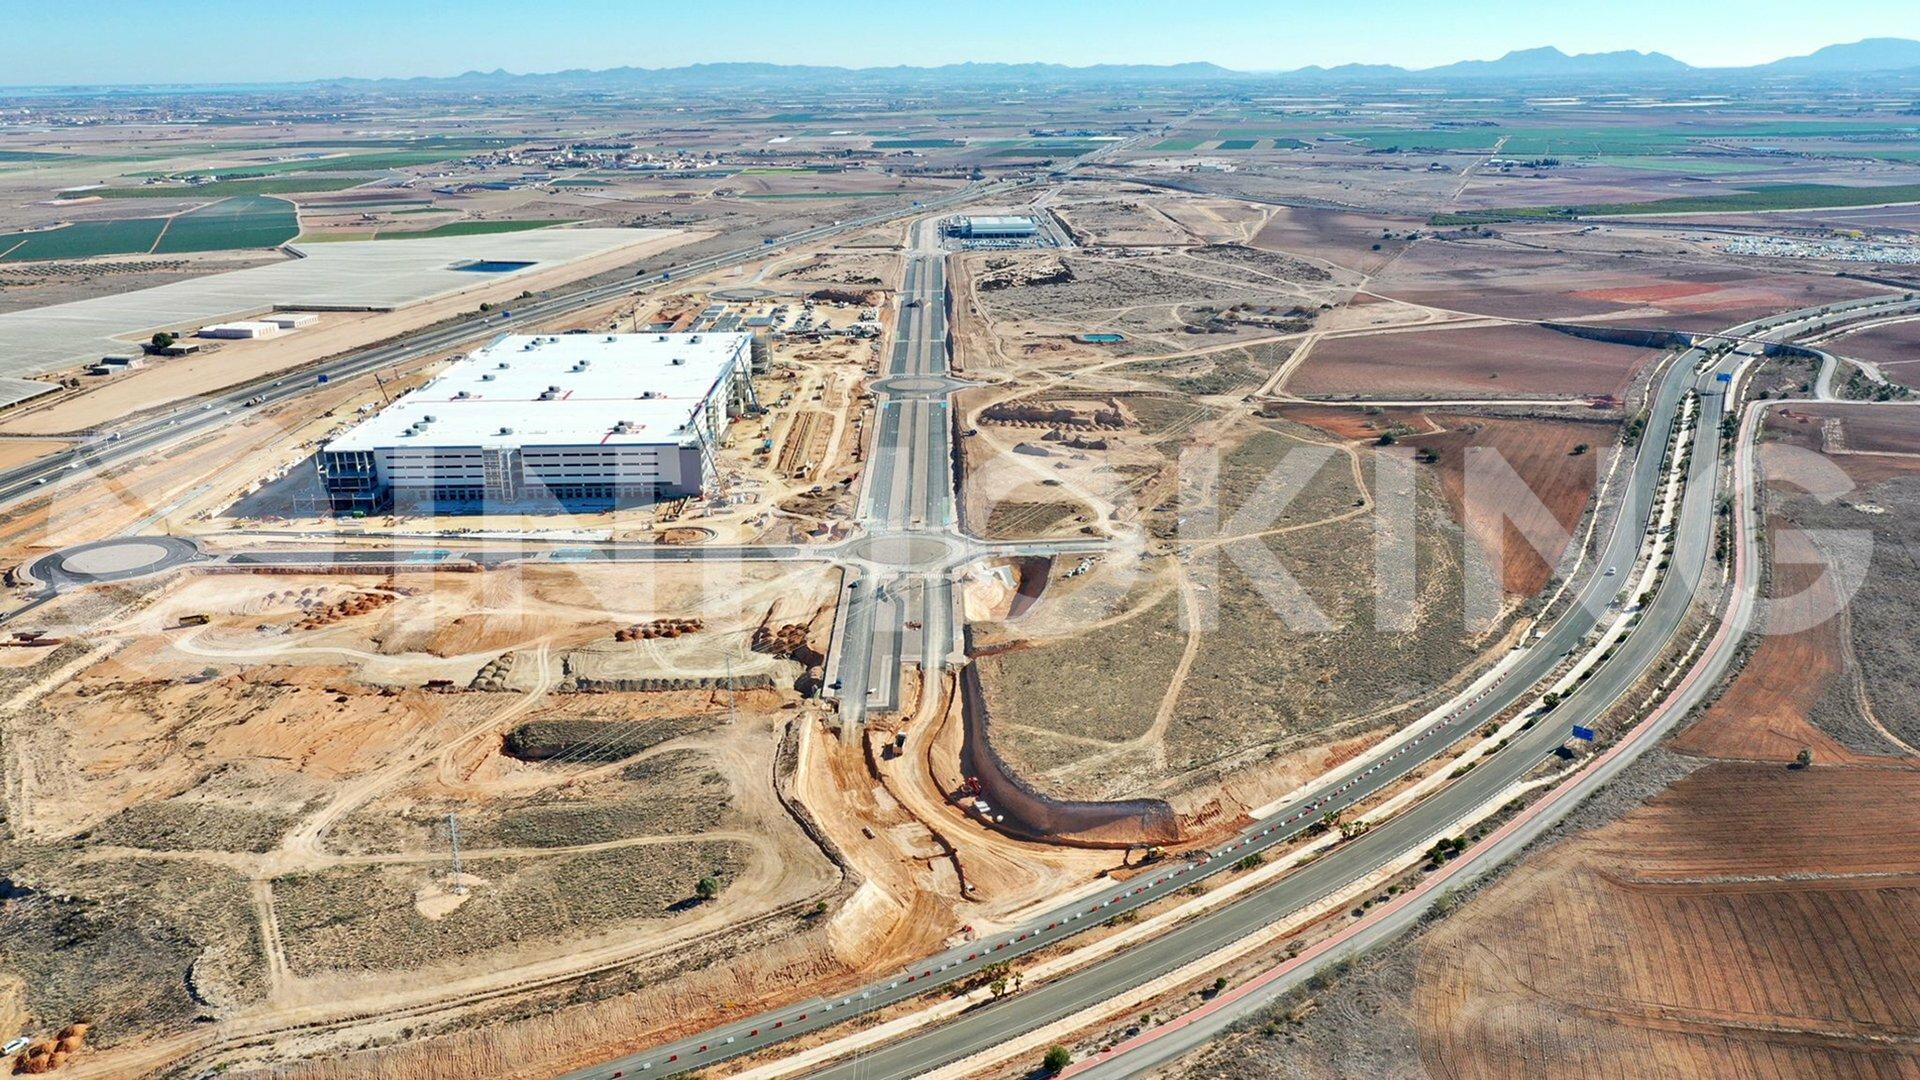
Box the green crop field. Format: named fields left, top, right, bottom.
left=0, top=194, right=301, bottom=261
left=372, top=219, right=556, bottom=239
left=0, top=217, right=168, bottom=262
left=873, top=138, right=961, bottom=148
left=152, top=195, right=299, bottom=253
left=1704, top=121, right=1920, bottom=139
left=139, top=148, right=476, bottom=180
left=63, top=176, right=367, bottom=199
left=1214, top=126, right=1317, bottom=139
left=1496, top=128, right=1692, bottom=156
left=1432, top=182, right=1920, bottom=224
left=230, top=136, right=520, bottom=152
left=1336, top=128, right=1501, bottom=151
left=1217, top=139, right=1259, bottom=150
left=988, top=143, right=1098, bottom=158
left=0, top=150, right=68, bottom=162
left=1152, top=138, right=1205, bottom=151
left=1584, top=155, right=1773, bottom=174
left=1270, top=138, right=1308, bottom=150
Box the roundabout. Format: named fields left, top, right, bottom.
left=839, top=531, right=968, bottom=572
left=870, top=373, right=969, bottom=397
left=27, top=536, right=203, bottom=591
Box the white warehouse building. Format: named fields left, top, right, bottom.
left=319, top=332, right=754, bottom=509
left=951, top=215, right=1039, bottom=239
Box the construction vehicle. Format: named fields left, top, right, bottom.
left=176, top=613, right=211, bottom=627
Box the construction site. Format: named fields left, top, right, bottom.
left=2, top=59, right=1920, bottom=1080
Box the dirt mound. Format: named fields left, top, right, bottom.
left=976, top=257, right=1074, bottom=291
left=980, top=396, right=1127, bottom=430
left=383, top=611, right=579, bottom=658
left=502, top=717, right=715, bottom=762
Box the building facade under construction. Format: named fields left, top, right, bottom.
left=318, top=332, right=755, bottom=509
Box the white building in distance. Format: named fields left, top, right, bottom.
left=949, top=215, right=1039, bottom=239
left=319, top=332, right=753, bottom=510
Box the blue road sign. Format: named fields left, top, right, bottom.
left=1571, top=725, right=1596, bottom=741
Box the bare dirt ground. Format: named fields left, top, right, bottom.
left=0, top=249, right=285, bottom=314
left=1279, top=407, right=1617, bottom=596
left=948, top=189, right=1646, bottom=830
left=0, top=561, right=852, bottom=1073
left=1285, top=322, right=1657, bottom=400
left=1412, top=760, right=1920, bottom=1079
left=1825, top=316, right=1920, bottom=388
left=1362, top=232, right=1887, bottom=330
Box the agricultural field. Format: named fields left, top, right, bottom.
left=1825, top=316, right=1920, bottom=388
left=152, top=194, right=300, bottom=253
left=0, top=195, right=297, bottom=261
left=1437, top=181, right=1920, bottom=224
left=369, top=219, right=556, bottom=240
left=1413, top=763, right=1920, bottom=1078
left=1286, top=322, right=1660, bottom=399
left=1357, top=233, right=1888, bottom=332
left=1277, top=406, right=1616, bottom=595
left=0, top=216, right=166, bottom=261
left=59, top=176, right=369, bottom=199
left=1186, top=402, right=1920, bottom=1078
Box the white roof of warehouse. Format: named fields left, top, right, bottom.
left=326, top=332, right=747, bottom=452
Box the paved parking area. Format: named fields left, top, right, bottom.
left=0, top=228, right=669, bottom=379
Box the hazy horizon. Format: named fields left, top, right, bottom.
left=6, top=0, right=1917, bottom=87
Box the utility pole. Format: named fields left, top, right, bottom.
left=447, top=813, right=466, bottom=894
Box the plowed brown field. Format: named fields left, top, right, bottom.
left=1275, top=406, right=1614, bottom=595
left=1416, top=764, right=1920, bottom=1080
left=1414, top=407, right=1920, bottom=1080
left=1830, top=318, right=1920, bottom=387
left=1289, top=323, right=1658, bottom=399
left=1670, top=520, right=1868, bottom=765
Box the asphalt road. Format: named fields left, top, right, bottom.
left=554, top=293, right=1920, bottom=1080
left=1069, top=302, right=1920, bottom=1080
left=825, top=223, right=959, bottom=726
left=0, top=182, right=1000, bottom=513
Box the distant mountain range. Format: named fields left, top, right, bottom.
left=13, top=39, right=1920, bottom=94
left=288, top=39, right=1920, bottom=94
left=1754, top=37, right=1920, bottom=73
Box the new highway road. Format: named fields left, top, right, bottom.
left=826, top=216, right=963, bottom=728
left=556, top=292, right=1920, bottom=1080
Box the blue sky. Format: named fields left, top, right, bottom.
left=7, top=0, right=1917, bottom=85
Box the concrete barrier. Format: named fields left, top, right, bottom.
left=957, top=654, right=1180, bottom=848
